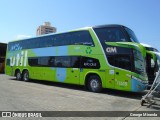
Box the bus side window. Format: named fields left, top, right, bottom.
left=55, top=56, right=71, bottom=68
left=107, top=55, right=131, bottom=71
left=28, top=58, right=38, bottom=66
left=114, top=55, right=131, bottom=71
left=71, top=56, right=81, bottom=68
left=48, top=57, right=55, bottom=67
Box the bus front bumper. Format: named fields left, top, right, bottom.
left=131, top=76, right=148, bottom=92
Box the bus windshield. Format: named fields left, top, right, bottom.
left=133, top=50, right=146, bottom=76
left=124, top=27, right=140, bottom=43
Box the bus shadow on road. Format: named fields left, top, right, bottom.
left=10, top=77, right=147, bottom=100
left=102, top=88, right=147, bottom=100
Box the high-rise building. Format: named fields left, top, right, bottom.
left=36, top=22, right=56, bottom=36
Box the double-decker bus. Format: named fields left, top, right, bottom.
left=0, top=43, right=7, bottom=73
left=5, top=25, right=148, bottom=92
left=141, top=43, right=160, bottom=85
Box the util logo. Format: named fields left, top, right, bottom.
left=10, top=51, right=28, bottom=66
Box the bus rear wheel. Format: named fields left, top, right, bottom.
left=88, top=75, right=102, bottom=92
left=15, top=70, right=21, bottom=80
left=22, top=70, right=29, bottom=82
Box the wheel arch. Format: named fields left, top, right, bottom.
left=84, top=72, right=102, bottom=89
left=22, top=69, right=30, bottom=81
left=14, top=68, right=21, bottom=76
left=22, top=69, right=29, bottom=75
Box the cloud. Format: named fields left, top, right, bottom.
left=16, top=34, right=31, bottom=39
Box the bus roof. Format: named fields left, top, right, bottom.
left=92, top=24, right=127, bottom=29
left=153, top=51, right=160, bottom=56
left=141, top=43, right=159, bottom=52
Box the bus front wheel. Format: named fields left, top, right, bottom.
left=22, top=70, right=29, bottom=82
left=88, top=75, right=102, bottom=92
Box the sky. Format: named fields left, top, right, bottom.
left=0, top=0, right=160, bottom=51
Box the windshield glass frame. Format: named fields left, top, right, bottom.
left=124, top=27, right=140, bottom=43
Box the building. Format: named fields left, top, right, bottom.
left=36, top=22, right=56, bottom=36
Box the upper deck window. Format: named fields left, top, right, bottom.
left=94, top=27, right=130, bottom=42
left=124, top=27, right=140, bottom=43
left=8, top=30, right=94, bottom=51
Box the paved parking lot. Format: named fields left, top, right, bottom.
left=0, top=74, right=159, bottom=120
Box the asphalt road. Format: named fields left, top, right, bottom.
left=0, top=74, right=159, bottom=120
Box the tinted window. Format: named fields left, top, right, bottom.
left=28, top=58, right=38, bottom=66
left=8, top=31, right=94, bottom=51
left=94, top=27, right=129, bottom=42
left=115, top=55, right=131, bottom=70
left=48, top=57, right=55, bottom=67
left=28, top=56, right=100, bottom=69
left=71, top=56, right=81, bottom=68
left=54, top=31, right=94, bottom=46
left=38, top=57, right=50, bottom=66
left=55, top=56, right=71, bottom=68
left=107, top=56, right=115, bottom=66
left=70, top=31, right=94, bottom=46
left=124, top=27, right=140, bottom=43
left=29, top=56, right=71, bottom=68
left=28, top=57, right=50, bottom=67
left=107, top=55, right=132, bottom=71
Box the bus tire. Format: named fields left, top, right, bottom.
left=15, top=70, right=21, bottom=80
left=88, top=75, right=102, bottom=92
left=141, top=100, right=146, bottom=106
left=22, top=70, right=29, bottom=82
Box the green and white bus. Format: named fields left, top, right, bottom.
left=5, top=25, right=148, bottom=92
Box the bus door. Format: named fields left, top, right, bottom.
left=67, top=56, right=81, bottom=84
left=68, top=68, right=80, bottom=84
left=113, top=55, right=132, bottom=90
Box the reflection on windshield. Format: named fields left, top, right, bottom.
left=133, top=50, right=146, bottom=75
left=134, top=58, right=145, bottom=73
left=125, top=27, right=140, bottom=43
